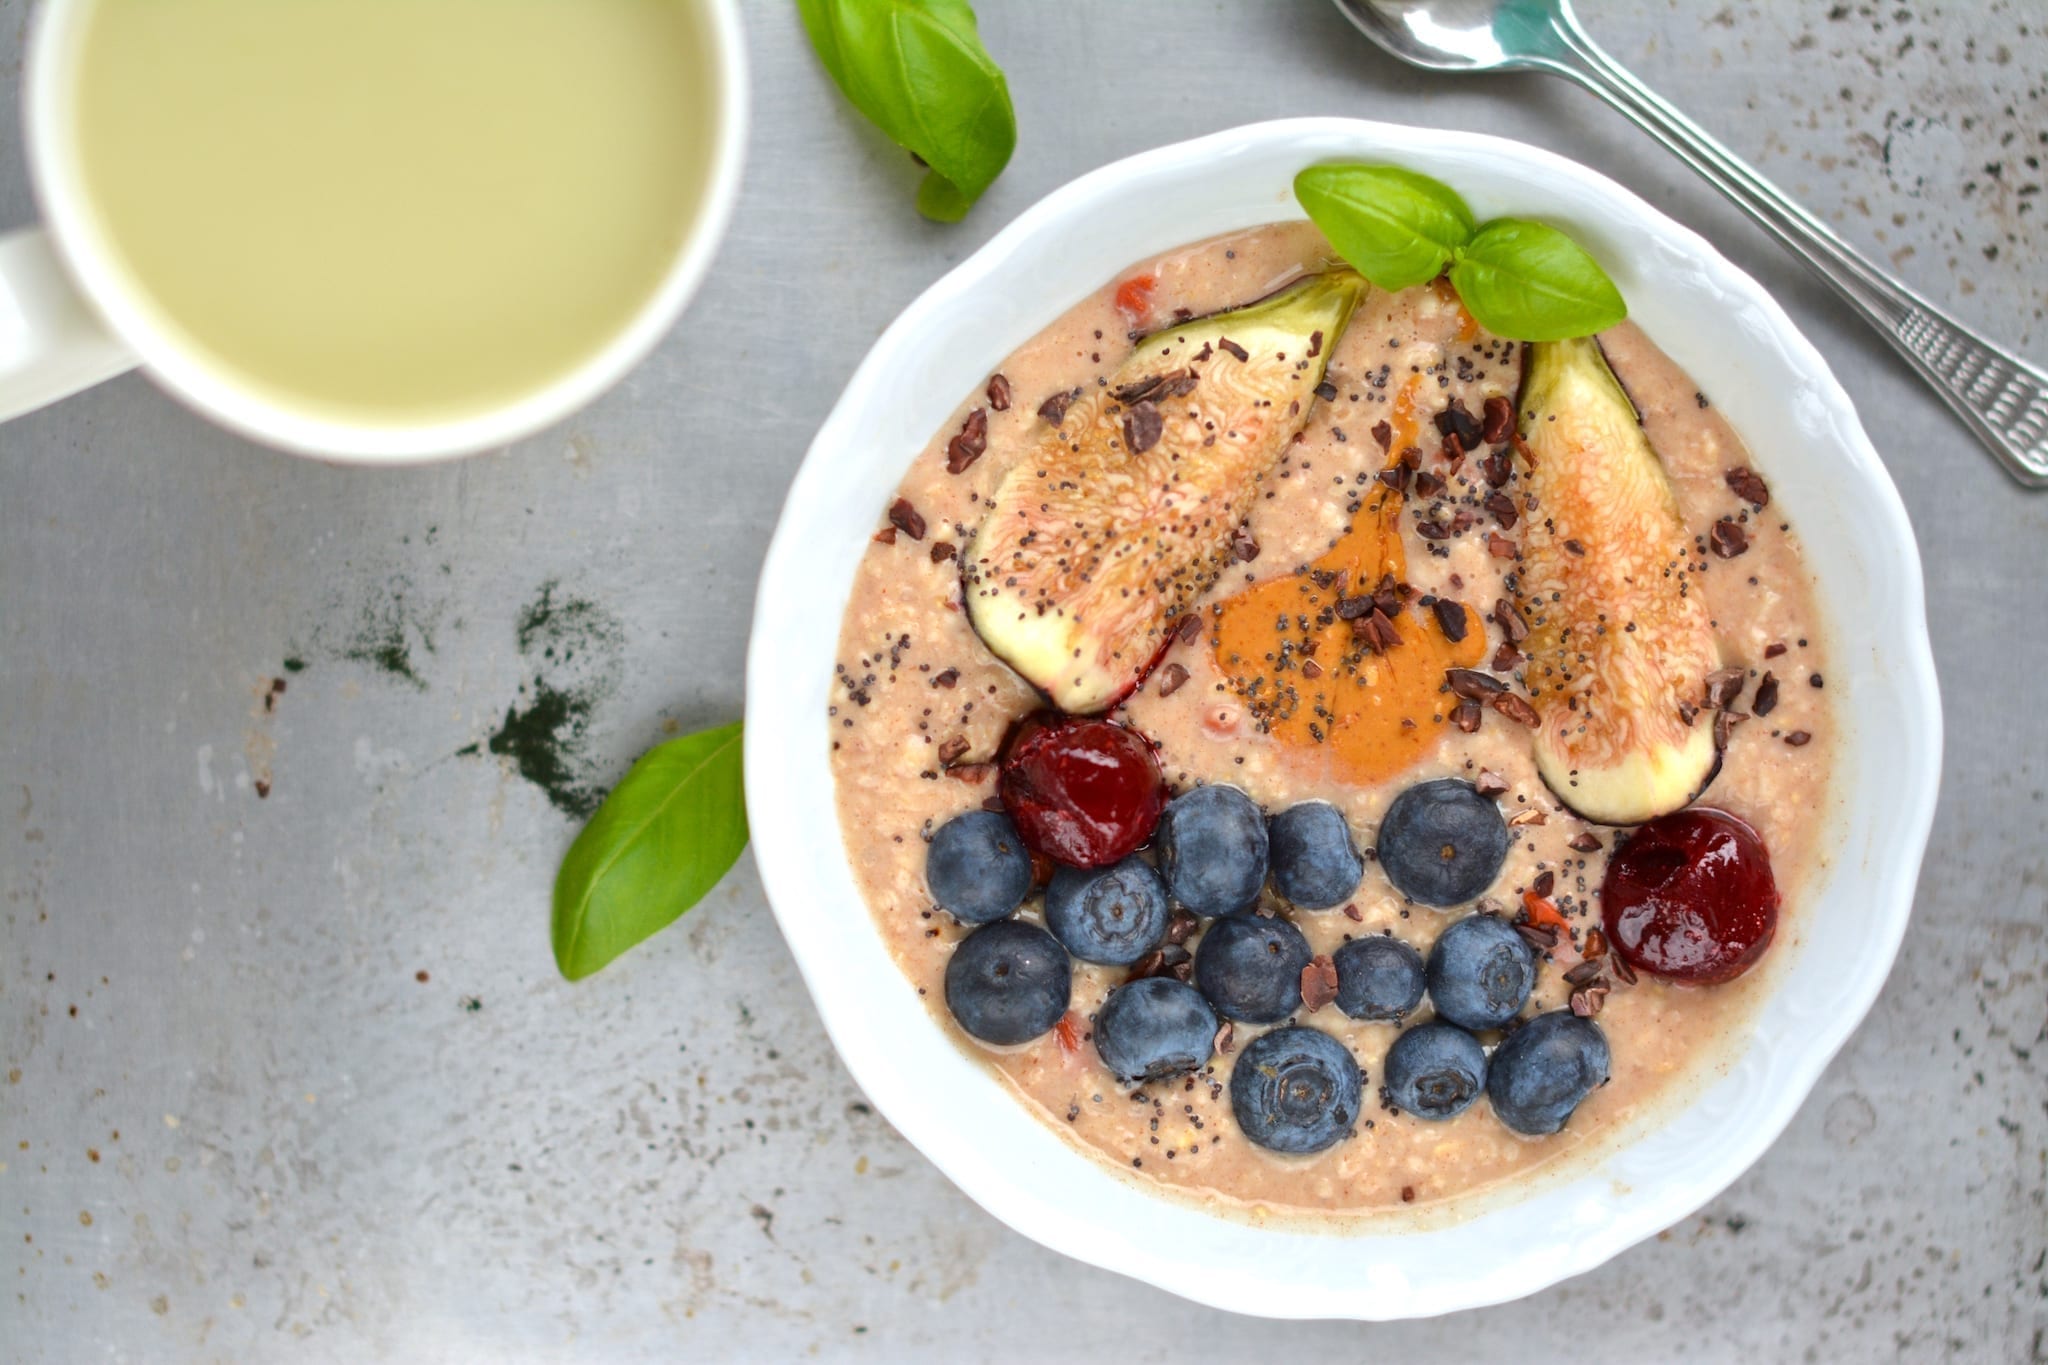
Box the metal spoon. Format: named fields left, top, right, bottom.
left=1333, top=0, right=2048, bottom=488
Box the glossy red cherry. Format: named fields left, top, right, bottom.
left=998, top=713, right=1165, bottom=868
left=1602, top=808, right=1780, bottom=985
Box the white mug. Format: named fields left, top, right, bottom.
left=0, top=0, right=748, bottom=464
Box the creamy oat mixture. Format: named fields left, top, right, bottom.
left=828, top=222, right=1838, bottom=1217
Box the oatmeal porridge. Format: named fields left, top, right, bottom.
left=828, top=220, right=1837, bottom=1216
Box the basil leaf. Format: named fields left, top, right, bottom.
left=1448, top=218, right=1627, bottom=341
left=1293, top=163, right=1477, bottom=291
left=798, top=0, right=1016, bottom=222
left=552, top=720, right=747, bottom=981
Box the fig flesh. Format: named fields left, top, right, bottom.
left=1514, top=336, right=1720, bottom=825
left=964, top=272, right=1364, bottom=713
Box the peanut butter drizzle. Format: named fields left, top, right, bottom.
left=1211, top=375, right=1485, bottom=785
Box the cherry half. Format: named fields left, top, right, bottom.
left=998, top=713, right=1166, bottom=869
left=1602, top=808, right=1780, bottom=986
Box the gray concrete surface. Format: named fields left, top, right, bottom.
left=3, top=1, right=2044, bottom=1360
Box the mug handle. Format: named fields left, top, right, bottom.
left=0, top=227, right=138, bottom=422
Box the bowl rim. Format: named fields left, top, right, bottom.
left=745, top=116, right=1942, bottom=1319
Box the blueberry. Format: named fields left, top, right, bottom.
left=1376, top=778, right=1511, bottom=907
left=1044, top=856, right=1170, bottom=966
left=1193, top=913, right=1310, bottom=1023
left=1267, top=801, right=1365, bottom=909
left=1332, top=935, right=1426, bottom=1021
left=1383, top=1020, right=1487, bottom=1121
left=1229, top=1025, right=1361, bottom=1154
left=1424, top=913, right=1535, bottom=1031
left=1487, top=1011, right=1611, bottom=1135
left=943, top=920, right=1070, bottom=1045
left=1157, top=784, right=1268, bottom=917
left=925, top=810, right=1034, bottom=925
left=1094, top=977, right=1218, bottom=1084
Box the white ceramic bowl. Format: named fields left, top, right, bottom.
left=744, top=118, right=1940, bottom=1319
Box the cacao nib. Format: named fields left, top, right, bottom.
left=1492, top=598, right=1530, bottom=643
left=986, top=373, right=1012, bottom=411
left=1710, top=518, right=1748, bottom=559
left=946, top=407, right=989, bottom=473
left=1703, top=666, right=1746, bottom=710
left=930, top=540, right=957, bottom=564
left=1481, top=394, right=1514, bottom=444
left=1217, top=337, right=1249, bottom=362
left=1753, top=671, right=1780, bottom=717
left=1724, top=466, right=1771, bottom=507
left=1434, top=398, right=1483, bottom=448
left=1037, top=389, right=1076, bottom=425
left=1432, top=599, right=1469, bottom=643
left=1475, top=768, right=1509, bottom=797
left=1444, top=667, right=1506, bottom=701
left=1452, top=698, right=1483, bottom=733
left=1371, top=420, right=1393, bottom=451
left=1490, top=692, right=1540, bottom=727
left=1123, top=400, right=1164, bottom=454
left=1300, top=956, right=1340, bottom=1013
left=937, top=735, right=971, bottom=764
left=1484, top=491, right=1518, bottom=529
left=1156, top=662, right=1191, bottom=697
left=888, top=498, right=927, bottom=540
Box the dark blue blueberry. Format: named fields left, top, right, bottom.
left=1383, top=1020, right=1488, bottom=1121
left=1267, top=801, right=1365, bottom=909
left=1424, top=914, right=1535, bottom=1031
left=1157, top=784, right=1268, bottom=917
left=1229, top=1025, right=1361, bottom=1154
left=1375, top=778, right=1511, bottom=907
left=943, top=920, right=1070, bottom=1045
left=925, top=810, right=1033, bottom=925
left=1332, top=935, right=1426, bottom=1021
left=1487, top=1011, right=1611, bottom=1135
left=1044, top=856, right=1170, bottom=966
left=1094, top=977, right=1218, bottom=1084
left=1193, top=913, right=1310, bottom=1023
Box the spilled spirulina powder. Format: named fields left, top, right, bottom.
left=478, top=580, right=623, bottom=817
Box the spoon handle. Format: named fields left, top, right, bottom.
left=1546, top=8, right=2048, bottom=488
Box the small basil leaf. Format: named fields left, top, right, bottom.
left=1448, top=218, right=1627, bottom=341
left=1293, top=163, right=1477, bottom=292
left=552, top=720, right=747, bottom=981
left=799, top=0, right=1015, bottom=221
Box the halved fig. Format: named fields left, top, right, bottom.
left=963, top=272, right=1365, bottom=713
left=1514, top=336, right=1720, bottom=825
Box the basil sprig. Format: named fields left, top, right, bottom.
left=1294, top=164, right=1626, bottom=340
left=552, top=720, right=747, bottom=980
left=799, top=0, right=1016, bottom=222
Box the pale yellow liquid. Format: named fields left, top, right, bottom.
left=70, top=0, right=716, bottom=424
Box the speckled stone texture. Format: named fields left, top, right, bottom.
left=2, top=2, right=2042, bottom=1360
